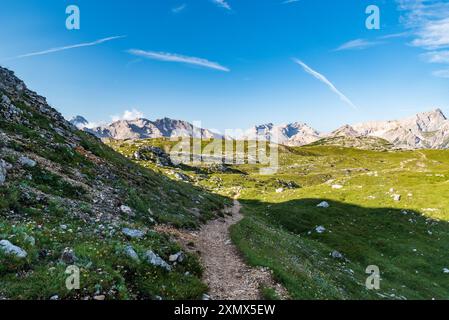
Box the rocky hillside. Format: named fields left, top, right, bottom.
left=84, top=117, right=224, bottom=141
left=350, top=109, right=449, bottom=149
left=0, top=66, right=227, bottom=300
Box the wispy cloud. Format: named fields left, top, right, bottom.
left=378, top=32, right=410, bottom=40
left=172, top=4, right=187, bottom=14
left=397, top=0, right=449, bottom=50
left=334, top=39, right=383, bottom=51
left=293, top=59, right=358, bottom=110
left=282, top=0, right=300, bottom=4
left=432, top=69, right=449, bottom=78
left=128, top=49, right=230, bottom=72
left=422, top=50, right=449, bottom=64
left=212, top=0, right=231, bottom=10
left=396, top=0, right=449, bottom=78
left=111, top=109, right=145, bottom=122
left=5, top=36, right=126, bottom=61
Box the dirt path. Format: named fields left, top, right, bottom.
left=155, top=198, right=288, bottom=300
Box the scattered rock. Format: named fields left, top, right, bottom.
left=60, top=247, right=77, bottom=264
left=317, top=201, right=330, bottom=208
left=0, top=240, right=28, bottom=258
left=93, top=295, right=106, bottom=301
left=392, top=194, right=401, bottom=202
left=18, top=156, right=37, bottom=168
left=144, top=250, right=172, bottom=271
left=124, top=245, right=140, bottom=262
left=122, top=228, right=145, bottom=239
left=315, top=226, right=326, bottom=234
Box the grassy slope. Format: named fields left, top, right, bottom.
left=0, top=78, right=228, bottom=299
left=111, top=138, right=449, bottom=300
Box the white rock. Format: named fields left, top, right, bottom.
left=392, top=194, right=401, bottom=201
left=0, top=240, right=28, bottom=258
left=315, top=226, right=326, bottom=233
left=18, top=156, right=36, bottom=168
left=122, top=228, right=145, bottom=239
left=332, top=184, right=343, bottom=189
left=275, top=188, right=284, bottom=193
left=317, top=201, right=330, bottom=208
left=443, top=268, right=449, bottom=274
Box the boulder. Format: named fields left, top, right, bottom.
left=315, top=226, right=326, bottom=234
left=144, top=250, right=172, bottom=271
left=0, top=240, right=28, bottom=258
left=122, top=228, right=145, bottom=239
left=18, top=156, right=36, bottom=168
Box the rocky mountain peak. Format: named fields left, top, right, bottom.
left=69, top=115, right=89, bottom=129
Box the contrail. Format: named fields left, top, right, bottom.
left=128, top=49, right=230, bottom=72
left=293, top=58, right=358, bottom=109
left=4, top=35, right=126, bottom=61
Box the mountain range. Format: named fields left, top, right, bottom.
left=72, top=108, right=449, bottom=149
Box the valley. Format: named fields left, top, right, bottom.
left=109, top=138, right=449, bottom=299
left=1, top=66, right=449, bottom=300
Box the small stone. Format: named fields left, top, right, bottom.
left=443, top=268, right=449, bottom=274
left=144, top=250, right=172, bottom=271
left=124, top=245, right=140, bottom=262
left=120, top=205, right=133, bottom=216
left=331, top=250, right=344, bottom=259
left=93, top=295, right=106, bottom=301
left=202, top=294, right=211, bottom=300
left=332, top=184, right=343, bottom=189
left=317, top=201, right=330, bottom=208
left=50, top=295, right=60, bottom=300
left=0, top=240, right=27, bottom=258
left=393, top=194, right=401, bottom=201
left=169, top=251, right=185, bottom=263
left=61, top=247, right=77, bottom=264
left=275, top=188, right=284, bottom=193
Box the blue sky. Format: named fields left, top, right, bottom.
left=0, top=0, right=448, bottom=133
